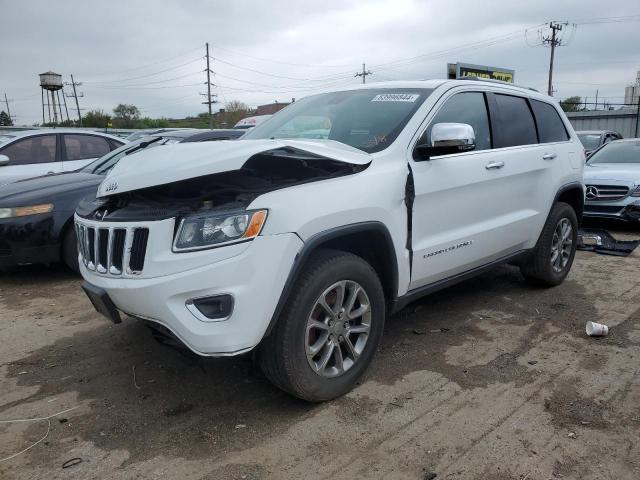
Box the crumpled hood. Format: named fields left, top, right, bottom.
left=584, top=163, right=640, bottom=186
left=97, top=139, right=372, bottom=197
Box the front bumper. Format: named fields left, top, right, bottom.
left=584, top=199, right=640, bottom=222
left=76, top=215, right=303, bottom=356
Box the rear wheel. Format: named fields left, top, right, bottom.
left=259, top=249, right=385, bottom=402
left=61, top=226, right=79, bottom=273
left=520, top=202, right=578, bottom=286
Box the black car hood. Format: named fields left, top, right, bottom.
left=0, top=172, right=103, bottom=207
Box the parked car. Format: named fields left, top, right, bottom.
left=180, top=129, right=245, bottom=142
left=76, top=80, right=584, bottom=401
left=233, top=115, right=272, bottom=130
left=577, top=130, right=623, bottom=156
left=124, top=128, right=179, bottom=142
left=0, top=129, right=240, bottom=271
left=583, top=138, right=640, bottom=222
left=0, top=129, right=125, bottom=186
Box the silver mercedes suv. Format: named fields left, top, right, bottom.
left=583, top=139, right=640, bottom=222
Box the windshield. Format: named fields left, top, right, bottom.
left=79, top=136, right=169, bottom=175
left=587, top=140, right=640, bottom=164
left=578, top=133, right=602, bottom=151
left=243, top=88, right=433, bottom=153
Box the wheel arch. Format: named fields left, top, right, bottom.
left=554, top=182, right=585, bottom=225
left=264, top=221, right=398, bottom=337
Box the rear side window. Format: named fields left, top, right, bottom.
left=530, top=100, right=569, bottom=143
left=0, top=135, right=57, bottom=165
left=426, top=92, right=492, bottom=151
left=494, top=94, right=537, bottom=148
left=64, top=134, right=111, bottom=161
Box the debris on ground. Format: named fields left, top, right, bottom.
left=585, top=321, right=609, bottom=337
left=567, top=432, right=577, bottom=439
left=577, top=229, right=640, bottom=257
left=62, top=457, right=82, bottom=469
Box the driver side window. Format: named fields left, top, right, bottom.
left=424, top=92, right=492, bottom=151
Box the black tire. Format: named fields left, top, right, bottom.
left=520, top=202, right=578, bottom=286
left=258, top=249, right=385, bottom=402
left=61, top=226, right=80, bottom=273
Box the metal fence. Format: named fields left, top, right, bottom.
left=566, top=108, right=640, bottom=138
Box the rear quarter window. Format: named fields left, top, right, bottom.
left=530, top=100, right=569, bottom=143
left=493, top=94, right=538, bottom=148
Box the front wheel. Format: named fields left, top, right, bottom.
left=258, top=249, right=385, bottom=402
left=520, top=202, right=578, bottom=286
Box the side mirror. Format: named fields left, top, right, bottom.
left=0, top=154, right=9, bottom=166
left=415, top=123, right=476, bottom=160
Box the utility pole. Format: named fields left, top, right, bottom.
left=3, top=93, right=13, bottom=122
left=355, top=63, right=373, bottom=84
left=65, top=75, right=84, bottom=126
left=541, top=21, right=568, bottom=96
left=200, top=42, right=217, bottom=129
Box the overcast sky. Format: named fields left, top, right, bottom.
left=2, top=0, right=639, bottom=125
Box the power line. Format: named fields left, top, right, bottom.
left=540, top=21, right=572, bottom=96
left=2, top=93, right=14, bottom=122
left=355, top=63, right=373, bottom=84
left=83, top=56, right=203, bottom=84
left=84, top=45, right=203, bottom=79
left=201, top=42, right=217, bottom=129
left=84, top=71, right=202, bottom=89
left=64, top=75, right=84, bottom=126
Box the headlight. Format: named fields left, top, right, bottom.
left=632, top=186, right=640, bottom=197
left=0, top=204, right=54, bottom=219
left=173, top=209, right=268, bottom=252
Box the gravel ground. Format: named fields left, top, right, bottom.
left=1, top=222, right=639, bottom=480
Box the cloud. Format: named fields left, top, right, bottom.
left=2, top=0, right=639, bottom=124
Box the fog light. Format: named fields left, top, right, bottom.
left=186, top=294, right=234, bottom=321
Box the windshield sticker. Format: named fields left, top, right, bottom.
left=371, top=93, right=420, bottom=102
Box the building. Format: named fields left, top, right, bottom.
left=624, top=71, right=640, bottom=106
left=254, top=100, right=293, bottom=116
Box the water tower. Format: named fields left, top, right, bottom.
left=39, top=71, right=70, bottom=125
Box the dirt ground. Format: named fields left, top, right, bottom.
left=1, top=222, right=639, bottom=480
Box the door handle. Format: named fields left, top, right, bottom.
left=47, top=171, right=55, bottom=174
left=542, top=153, right=557, bottom=160
left=485, top=161, right=505, bottom=170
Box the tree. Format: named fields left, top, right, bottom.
left=217, top=100, right=250, bottom=127
left=82, top=109, right=112, bottom=128
left=0, top=110, right=13, bottom=126
left=559, top=96, right=583, bottom=112
left=112, top=104, right=141, bottom=128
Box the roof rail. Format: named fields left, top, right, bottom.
left=458, top=76, right=539, bottom=93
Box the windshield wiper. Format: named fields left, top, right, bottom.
left=124, top=136, right=163, bottom=156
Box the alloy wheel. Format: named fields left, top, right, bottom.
left=551, top=218, right=573, bottom=273
left=305, top=280, right=371, bottom=378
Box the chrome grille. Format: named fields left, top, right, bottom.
left=585, top=184, right=629, bottom=201
left=75, top=224, right=149, bottom=275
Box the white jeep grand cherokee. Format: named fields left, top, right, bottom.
left=76, top=79, right=585, bottom=401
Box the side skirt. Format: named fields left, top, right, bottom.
left=391, top=249, right=531, bottom=314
